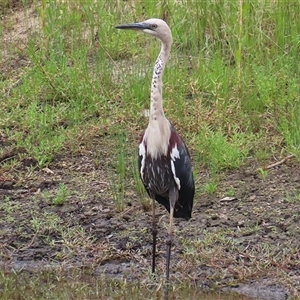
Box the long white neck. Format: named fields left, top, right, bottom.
left=144, top=41, right=172, bottom=158
left=149, top=41, right=171, bottom=123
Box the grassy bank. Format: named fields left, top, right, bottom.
left=1, top=1, right=300, bottom=174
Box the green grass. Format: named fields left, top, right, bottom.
left=285, top=190, right=300, bottom=203
left=2, top=1, right=300, bottom=197
left=111, top=131, right=127, bottom=212
left=203, top=181, right=218, bottom=195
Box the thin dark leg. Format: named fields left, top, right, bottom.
left=163, top=205, right=174, bottom=300
left=165, top=187, right=177, bottom=285
left=165, top=206, right=174, bottom=283
left=152, top=199, right=157, bottom=273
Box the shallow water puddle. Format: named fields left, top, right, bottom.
left=151, top=290, right=253, bottom=300
left=0, top=267, right=255, bottom=300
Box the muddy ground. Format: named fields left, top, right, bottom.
left=0, top=139, right=299, bottom=299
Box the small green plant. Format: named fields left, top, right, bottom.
left=41, top=190, right=51, bottom=201
left=225, top=187, right=235, bottom=197
left=285, top=191, right=300, bottom=203
left=203, top=181, right=218, bottom=194
left=30, top=217, right=42, bottom=233
left=53, top=183, right=71, bottom=206
left=257, top=168, right=268, bottom=180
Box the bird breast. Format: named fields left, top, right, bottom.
left=144, top=119, right=171, bottom=159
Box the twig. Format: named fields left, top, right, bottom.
left=0, top=151, right=17, bottom=163
left=261, top=154, right=294, bottom=171
left=19, top=232, right=38, bottom=251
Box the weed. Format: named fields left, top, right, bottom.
left=257, top=168, right=268, bottom=180
left=111, top=132, right=127, bottom=212
left=41, top=190, right=51, bottom=202
left=53, top=183, right=71, bottom=206
left=30, top=217, right=42, bottom=233
left=225, top=187, right=235, bottom=197
left=203, top=181, right=218, bottom=194
left=285, top=191, right=300, bottom=203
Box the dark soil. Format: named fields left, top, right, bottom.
left=0, top=146, right=299, bottom=300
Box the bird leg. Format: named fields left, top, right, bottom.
left=165, top=187, right=178, bottom=284
left=165, top=206, right=174, bottom=284
left=152, top=199, right=157, bottom=274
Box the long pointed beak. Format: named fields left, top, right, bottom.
left=115, top=22, right=149, bottom=31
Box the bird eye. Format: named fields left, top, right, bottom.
left=151, top=24, right=158, bottom=29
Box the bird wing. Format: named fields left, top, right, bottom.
left=169, top=130, right=195, bottom=219
left=138, top=129, right=194, bottom=219
left=170, top=141, right=194, bottom=189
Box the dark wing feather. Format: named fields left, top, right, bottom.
left=171, top=140, right=194, bottom=220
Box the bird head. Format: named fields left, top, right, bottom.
left=115, top=18, right=172, bottom=45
